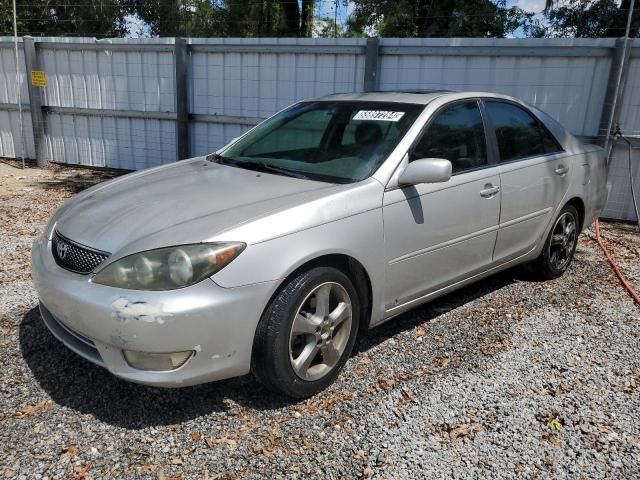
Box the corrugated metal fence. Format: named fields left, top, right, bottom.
left=0, top=36, right=638, bottom=221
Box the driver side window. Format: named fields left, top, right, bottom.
left=410, top=101, right=488, bottom=174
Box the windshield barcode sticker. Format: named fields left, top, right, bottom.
left=353, top=110, right=405, bottom=122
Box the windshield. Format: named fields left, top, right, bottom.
left=220, top=101, right=423, bottom=183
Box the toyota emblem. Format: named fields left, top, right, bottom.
left=57, top=240, right=69, bottom=260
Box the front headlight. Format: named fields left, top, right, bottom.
left=92, top=242, right=245, bottom=290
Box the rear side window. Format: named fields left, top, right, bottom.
left=485, top=101, right=562, bottom=162
left=411, top=101, right=487, bottom=174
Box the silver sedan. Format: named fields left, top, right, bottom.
left=31, top=91, right=608, bottom=397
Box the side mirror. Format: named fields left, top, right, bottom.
left=398, top=158, right=452, bottom=185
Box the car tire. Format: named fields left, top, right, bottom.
left=251, top=266, right=360, bottom=398
left=529, top=205, right=580, bottom=280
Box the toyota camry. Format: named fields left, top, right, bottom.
left=31, top=91, right=608, bottom=397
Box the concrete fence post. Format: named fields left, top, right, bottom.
left=598, top=37, right=632, bottom=152
left=174, top=37, right=190, bottom=161
left=364, top=37, right=380, bottom=92
left=22, top=36, right=46, bottom=167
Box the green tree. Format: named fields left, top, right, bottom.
left=124, top=0, right=316, bottom=37
left=540, top=0, right=639, bottom=38
left=0, top=0, right=128, bottom=37
left=347, top=0, right=537, bottom=38
left=278, top=0, right=314, bottom=36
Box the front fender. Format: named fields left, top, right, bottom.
left=211, top=208, right=386, bottom=325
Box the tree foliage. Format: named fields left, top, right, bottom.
left=540, top=0, right=640, bottom=38
left=2, top=0, right=638, bottom=39
left=0, top=0, right=128, bottom=37
left=346, top=0, right=538, bottom=38
left=121, top=0, right=316, bottom=37
left=1, top=0, right=316, bottom=38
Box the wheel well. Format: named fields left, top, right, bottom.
left=565, top=197, right=585, bottom=230
left=278, top=254, right=373, bottom=331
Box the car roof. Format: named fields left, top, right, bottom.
left=310, top=90, right=449, bottom=105
left=311, top=90, right=517, bottom=105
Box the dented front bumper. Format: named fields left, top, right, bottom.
left=31, top=233, right=277, bottom=387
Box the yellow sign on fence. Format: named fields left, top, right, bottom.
left=31, top=70, right=47, bottom=87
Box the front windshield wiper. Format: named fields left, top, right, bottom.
left=258, top=163, right=311, bottom=180
left=211, top=154, right=311, bottom=180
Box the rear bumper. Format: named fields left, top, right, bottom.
left=32, top=233, right=277, bottom=387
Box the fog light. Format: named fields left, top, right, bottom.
left=123, top=350, right=194, bottom=371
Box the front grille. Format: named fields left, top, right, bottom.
left=51, top=230, right=110, bottom=274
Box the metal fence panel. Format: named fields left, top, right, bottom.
left=602, top=139, right=640, bottom=221
left=30, top=41, right=177, bottom=167
left=39, top=46, right=175, bottom=111
left=378, top=38, right=614, bottom=137
left=0, top=109, right=35, bottom=159
left=44, top=113, right=175, bottom=169
left=188, top=38, right=366, bottom=117
left=617, top=41, right=640, bottom=137
left=0, top=44, right=28, bottom=104
left=0, top=42, right=35, bottom=159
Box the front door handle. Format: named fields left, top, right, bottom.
left=480, top=185, right=500, bottom=198
left=555, top=165, right=569, bottom=176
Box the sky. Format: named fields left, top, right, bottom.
left=317, top=0, right=355, bottom=25
left=508, top=0, right=547, bottom=14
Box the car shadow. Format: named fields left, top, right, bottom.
left=19, top=267, right=526, bottom=429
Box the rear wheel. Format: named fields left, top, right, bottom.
left=251, top=267, right=359, bottom=398
left=529, top=205, right=579, bottom=279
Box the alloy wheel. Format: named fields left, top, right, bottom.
left=288, top=282, right=352, bottom=381
left=548, top=211, right=577, bottom=272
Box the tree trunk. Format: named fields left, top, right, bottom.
left=158, top=0, right=180, bottom=37
left=279, top=0, right=300, bottom=36
left=300, top=0, right=314, bottom=37
left=265, top=0, right=273, bottom=35
left=416, top=0, right=430, bottom=36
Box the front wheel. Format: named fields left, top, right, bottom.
left=251, top=266, right=360, bottom=398
left=529, top=205, right=580, bottom=279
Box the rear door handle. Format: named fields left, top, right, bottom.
left=555, top=165, right=569, bottom=176
left=480, top=185, right=500, bottom=198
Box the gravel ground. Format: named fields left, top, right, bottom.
left=1, top=159, right=639, bottom=480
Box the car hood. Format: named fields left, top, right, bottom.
left=53, top=157, right=338, bottom=255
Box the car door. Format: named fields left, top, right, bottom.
left=382, top=100, right=501, bottom=312
left=483, top=100, right=569, bottom=263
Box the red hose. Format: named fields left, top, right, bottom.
left=594, top=218, right=640, bottom=307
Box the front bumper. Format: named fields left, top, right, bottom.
left=31, top=233, right=277, bottom=387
